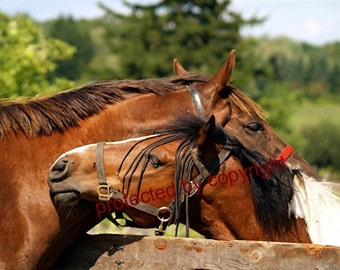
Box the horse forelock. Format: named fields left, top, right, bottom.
left=228, top=86, right=269, bottom=120
left=0, top=74, right=209, bottom=139
left=164, top=114, right=227, bottom=145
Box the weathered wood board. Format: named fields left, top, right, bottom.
left=53, top=234, right=340, bottom=269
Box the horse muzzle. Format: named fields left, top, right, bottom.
left=47, top=155, right=82, bottom=205
left=48, top=156, right=70, bottom=183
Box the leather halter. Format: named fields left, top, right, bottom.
left=95, top=139, right=232, bottom=235
left=96, top=141, right=159, bottom=217
left=276, top=144, right=294, bottom=163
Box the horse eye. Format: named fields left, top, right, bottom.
left=245, top=122, right=264, bottom=133
left=148, top=154, right=161, bottom=168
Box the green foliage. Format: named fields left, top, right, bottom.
left=284, top=101, right=340, bottom=146
left=0, top=13, right=75, bottom=98
left=301, top=121, right=340, bottom=169
left=254, top=37, right=340, bottom=97
left=257, top=82, right=302, bottom=133
left=328, top=63, right=340, bottom=94
left=43, top=16, right=95, bottom=80
left=99, top=0, right=264, bottom=79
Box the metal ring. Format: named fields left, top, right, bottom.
left=157, top=206, right=171, bottom=222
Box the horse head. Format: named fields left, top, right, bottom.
left=48, top=115, right=312, bottom=243
left=175, top=50, right=320, bottom=181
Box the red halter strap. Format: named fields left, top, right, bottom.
left=275, top=144, right=294, bottom=163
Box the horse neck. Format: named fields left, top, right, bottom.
left=0, top=109, right=131, bottom=267
left=188, top=158, right=311, bottom=243
left=38, top=205, right=101, bottom=268
left=0, top=131, right=105, bottom=268
left=0, top=87, right=199, bottom=267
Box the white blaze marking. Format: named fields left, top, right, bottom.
left=51, top=133, right=161, bottom=167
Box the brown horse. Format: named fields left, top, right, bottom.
left=173, top=55, right=321, bottom=181
left=0, top=50, right=323, bottom=268
left=49, top=114, right=340, bottom=246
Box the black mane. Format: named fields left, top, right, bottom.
left=234, top=145, right=296, bottom=237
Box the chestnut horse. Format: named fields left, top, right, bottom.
left=0, top=50, right=324, bottom=268
left=48, top=115, right=340, bottom=246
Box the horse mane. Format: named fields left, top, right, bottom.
left=0, top=74, right=209, bottom=139
left=0, top=70, right=268, bottom=139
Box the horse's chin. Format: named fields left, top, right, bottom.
left=52, top=191, right=80, bottom=206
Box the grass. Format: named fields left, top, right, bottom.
left=289, top=101, right=340, bottom=132
left=283, top=100, right=340, bottom=182
left=88, top=217, right=204, bottom=238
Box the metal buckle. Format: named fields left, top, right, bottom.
left=97, top=184, right=112, bottom=201
left=155, top=206, right=171, bottom=236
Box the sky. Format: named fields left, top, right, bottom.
left=0, top=0, right=339, bottom=45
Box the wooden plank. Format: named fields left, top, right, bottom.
left=53, top=234, right=340, bottom=269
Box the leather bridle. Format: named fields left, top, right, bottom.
left=96, top=136, right=232, bottom=235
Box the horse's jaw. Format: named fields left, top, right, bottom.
left=288, top=151, right=321, bottom=181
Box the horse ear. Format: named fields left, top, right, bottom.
left=173, top=58, right=189, bottom=75
left=215, top=101, right=232, bottom=127
left=192, top=115, right=218, bottom=164
left=204, top=50, right=236, bottom=96
left=196, top=115, right=216, bottom=147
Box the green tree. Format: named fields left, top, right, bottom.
left=44, top=16, right=95, bottom=80
left=100, top=0, right=263, bottom=79
left=0, top=13, right=75, bottom=98
left=329, top=64, right=340, bottom=94
left=257, top=82, right=302, bottom=134
left=301, top=121, right=340, bottom=169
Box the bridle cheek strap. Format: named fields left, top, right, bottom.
left=276, top=144, right=294, bottom=163
left=96, top=142, right=113, bottom=201
left=187, top=85, right=206, bottom=120
left=95, top=141, right=165, bottom=230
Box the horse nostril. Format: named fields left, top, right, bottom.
left=48, top=158, right=70, bottom=183
left=52, top=159, right=68, bottom=172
